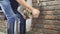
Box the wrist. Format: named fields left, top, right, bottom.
left=28, top=7, right=34, bottom=12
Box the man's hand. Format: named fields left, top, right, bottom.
left=32, top=9, right=40, bottom=18
left=16, top=0, right=40, bottom=18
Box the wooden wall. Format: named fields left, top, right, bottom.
left=27, top=0, right=60, bottom=34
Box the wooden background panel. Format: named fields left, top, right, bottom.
left=29, top=0, right=60, bottom=34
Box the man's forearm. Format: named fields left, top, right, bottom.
left=16, top=0, right=34, bottom=11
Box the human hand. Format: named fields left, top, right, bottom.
left=32, top=9, right=40, bottom=18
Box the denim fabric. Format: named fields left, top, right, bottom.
left=16, top=13, right=26, bottom=34
left=0, top=0, right=26, bottom=34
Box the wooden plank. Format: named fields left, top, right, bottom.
left=43, top=20, right=60, bottom=25
left=32, top=28, right=58, bottom=34
left=41, top=5, right=60, bottom=10
left=46, top=1, right=60, bottom=6
left=41, top=29, right=58, bottom=34
left=42, top=10, right=60, bottom=15
left=41, top=1, right=60, bottom=6
left=32, top=19, right=60, bottom=25
left=43, top=15, right=60, bottom=20
left=33, top=23, right=60, bottom=31
left=33, top=5, right=60, bottom=11
left=32, top=0, right=56, bottom=2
